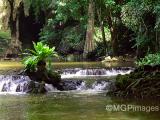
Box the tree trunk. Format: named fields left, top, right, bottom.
left=155, top=28, right=160, bottom=52
left=158, top=31, right=160, bottom=51
left=97, top=9, right=107, bottom=55
left=111, top=27, right=118, bottom=56
left=5, top=0, right=22, bottom=58
left=101, top=21, right=107, bottom=50
left=106, top=9, right=119, bottom=56
left=83, top=0, right=95, bottom=58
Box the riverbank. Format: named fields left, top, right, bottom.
left=111, top=65, right=160, bottom=99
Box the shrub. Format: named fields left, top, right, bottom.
left=136, top=53, right=160, bottom=66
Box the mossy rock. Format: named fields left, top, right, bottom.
left=129, top=71, right=146, bottom=79
left=26, top=68, right=63, bottom=89
left=116, top=74, right=133, bottom=90
left=114, top=65, right=160, bottom=98
left=48, top=71, right=61, bottom=83
left=26, top=81, right=47, bottom=94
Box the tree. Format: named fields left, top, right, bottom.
left=40, top=0, right=88, bottom=55
left=83, top=0, right=95, bottom=58
left=122, top=0, right=160, bottom=58
left=3, top=0, right=52, bottom=57
left=5, top=0, right=22, bottom=57
left=94, top=0, right=108, bottom=55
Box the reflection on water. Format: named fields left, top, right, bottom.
left=0, top=61, right=135, bottom=69
left=0, top=61, right=134, bottom=74
left=0, top=93, right=159, bottom=120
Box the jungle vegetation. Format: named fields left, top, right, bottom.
left=0, top=0, right=160, bottom=62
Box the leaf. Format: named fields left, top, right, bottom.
left=22, top=41, right=59, bottom=71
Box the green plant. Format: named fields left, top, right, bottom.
left=0, top=30, right=11, bottom=39
left=136, top=52, right=160, bottom=66
left=22, top=42, right=58, bottom=71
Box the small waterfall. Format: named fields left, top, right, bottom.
left=76, top=81, right=86, bottom=90
left=76, top=81, right=111, bottom=91
left=0, top=75, right=59, bottom=93
left=77, top=69, right=106, bottom=75
left=0, top=76, right=112, bottom=93
left=92, top=81, right=108, bottom=90
left=61, top=67, right=133, bottom=79
left=0, top=67, right=132, bottom=94
left=45, top=84, right=57, bottom=92
left=0, top=75, right=30, bottom=93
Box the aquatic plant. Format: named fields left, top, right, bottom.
left=22, top=42, right=58, bottom=71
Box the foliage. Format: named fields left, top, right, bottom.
left=94, top=27, right=111, bottom=42
left=4, top=0, right=160, bottom=59
left=38, top=0, right=88, bottom=55
left=0, top=30, right=11, bottom=39
left=94, top=27, right=111, bottom=57
left=39, top=19, right=56, bottom=43
left=40, top=20, right=86, bottom=55
left=136, top=52, right=160, bottom=66
left=39, top=0, right=88, bottom=41
left=116, top=74, right=132, bottom=90
left=58, top=26, right=85, bottom=53
left=23, top=0, right=53, bottom=18
left=0, top=30, right=10, bottom=56
left=22, top=42, right=58, bottom=71
left=121, top=0, right=160, bottom=54
left=55, top=0, right=88, bottom=23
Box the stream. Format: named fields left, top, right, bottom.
left=0, top=61, right=159, bottom=120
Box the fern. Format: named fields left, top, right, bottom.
left=136, top=53, right=160, bottom=66
left=22, top=42, right=58, bottom=71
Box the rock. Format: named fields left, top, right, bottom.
left=25, top=69, right=63, bottom=91
left=113, top=65, right=160, bottom=99
left=102, top=56, right=120, bottom=62
left=16, top=84, right=21, bottom=92
left=62, top=80, right=83, bottom=90
left=2, top=83, right=7, bottom=92
left=105, top=56, right=112, bottom=61
left=25, top=81, right=47, bottom=94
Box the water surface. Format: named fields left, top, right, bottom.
left=0, top=61, right=134, bottom=74
left=0, top=92, right=159, bottom=120
left=0, top=61, right=159, bottom=120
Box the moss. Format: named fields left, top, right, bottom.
left=113, top=66, right=160, bottom=99
left=116, top=74, right=132, bottom=90
left=0, top=30, right=11, bottom=39
left=48, top=71, right=61, bottom=83
left=130, top=71, right=145, bottom=79
left=0, top=30, right=11, bottom=56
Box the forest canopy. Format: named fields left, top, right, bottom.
left=0, top=0, right=160, bottom=60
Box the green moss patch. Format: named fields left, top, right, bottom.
left=113, top=68, right=160, bottom=99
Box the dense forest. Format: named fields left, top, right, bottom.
left=1, top=2, right=160, bottom=117
left=0, top=0, right=160, bottom=61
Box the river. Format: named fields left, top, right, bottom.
left=0, top=61, right=159, bottom=120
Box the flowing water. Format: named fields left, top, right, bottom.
left=0, top=61, right=159, bottom=120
